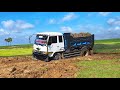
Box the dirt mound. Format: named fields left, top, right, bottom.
left=0, top=53, right=120, bottom=78
left=0, top=56, right=78, bottom=78
left=71, top=32, right=91, bottom=38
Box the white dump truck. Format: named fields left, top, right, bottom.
left=32, top=32, right=94, bottom=62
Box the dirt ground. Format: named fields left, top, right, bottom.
left=0, top=53, right=120, bottom=78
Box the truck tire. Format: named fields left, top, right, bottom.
left=53, top=53, right=62, bottom=60
left=32, top=57, right=38, bottom=60
left=44, top=57, right=49, bottom=62
left=61, top=53, right=65, bottom=59
left=32, top=53, right=38, bottom=60
left=89, top=49, right=93, bottom=55
left=80, top=47, right=89, bottom=56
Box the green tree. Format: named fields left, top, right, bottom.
left=8, top=37, right=12, bottom=46
left=5, top=38, right=8, bottom=46
left=4, top=37, right=13, bottom=46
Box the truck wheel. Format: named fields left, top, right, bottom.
left=44, top=57, right=49, bottom=62
left=61, top=53, right=65, bottom=59
left=80, top=47, right=89, bottom=56
left=53, top=53, right=62, bottom=60
left=32, top=53, right=38, bottom=60
left=32, top=57, right=38, bottom=60
left=89, top=49, right=93, bottom=55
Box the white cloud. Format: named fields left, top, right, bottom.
left=76, top=24, right=120, bottom=40
left=48, top=13, right=77, bottom=24
left=108, top=26, right=120, bottom=31
left=48, top=19, right=56, bottom=24
left=77, top=24, right=104, bottom=34
left=0, top=28, right=9, bottom=35
left=20, top=23, right=34, bottom=29
left=1, top=20, right=15, bottom=29
left=62, top=13, right=76, bottom=22
left=0, top=28, right=4, bottom=32
left=107, top=18, right=116, bottom=25
left=107, top=17, right=120, bottom=26
left=15, top=20, right=34, bottom=29
left=114, top=26, right=120, bottom=30
left=99, top=12, right=111, bottom=16
left=1, top=20, right=34, bottom=33
left=61, top=26, right=73, bottom=32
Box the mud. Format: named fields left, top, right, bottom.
left=0, top=53, right=120, bottom=78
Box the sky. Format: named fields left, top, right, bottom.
left=0, top=12, right=120, bottom=46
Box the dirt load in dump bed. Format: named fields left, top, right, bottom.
left=70, top=32, right=92, bottom=38
left=0, top=53, right=120, bottom=78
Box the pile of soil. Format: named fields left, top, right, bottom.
left=70, top=32, right=92, bottom=38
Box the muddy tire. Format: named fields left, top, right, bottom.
left=53, top=53, right=62, bottom=60
left=61, top=53, right=65, bottom=59
left=80, top=47, right=89, bottom=56
left=44, top=57, right=49, bottom=62
left=32, top=57, right=38, bottom=60
left=32, top=53, right=38, bottom=60
left=89, top=49, right=93, bottom=55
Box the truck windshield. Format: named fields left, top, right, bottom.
left=35, top=35, right=48, bottom=45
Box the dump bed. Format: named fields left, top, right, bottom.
left=63, top=33, right=94, bottom=51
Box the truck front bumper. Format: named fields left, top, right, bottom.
left=32, top=51, right=48, bottom=59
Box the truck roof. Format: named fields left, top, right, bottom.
left=36, top=32, right=63, bottom=36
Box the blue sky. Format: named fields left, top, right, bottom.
left=0, top=12, right=120, bottom=46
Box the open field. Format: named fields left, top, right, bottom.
left=94, top=39, right=120, bottom=53
left=76, top=59, right=120, bottom=78
left=0, top=44, right=32, bottom=56
left=0, top=39, right=120, bottom=78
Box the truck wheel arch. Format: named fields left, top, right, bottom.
left=53, top=52, right=62, bottom=60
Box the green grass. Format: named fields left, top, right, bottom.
left=94, top=44, right=120, bottom=53
left=0, top=44, right=32, bottom=56
left=94, top=38, right=120, bottom=53
left=76, top=60, right=120, bottom=78
left=95, top=38, right=120, bottom=44
left=0, top=44, right=32, bottom=49
left=0, top=48, right=32, bottom=56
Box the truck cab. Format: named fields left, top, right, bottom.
left=33, top=32, right=64, bottom=60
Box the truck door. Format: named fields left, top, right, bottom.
left=48, top=36, right=59, bottom=53
left=48, top=36, right=64, bottom=53
left=58, top=35, right=64, bottom=51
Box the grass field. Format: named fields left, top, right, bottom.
left=0, top=44, right=32, bottom=56
left=95, top=38, right=120, bottom=44
left=0, top=44, right=32, bottom=49
left=76, top=59, right=120, bottom=78
left=0, top=48, right=32, bottom=56
left=76, top=38, right=120, bottom=78
left=94, top=38, right=120, bottom=53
